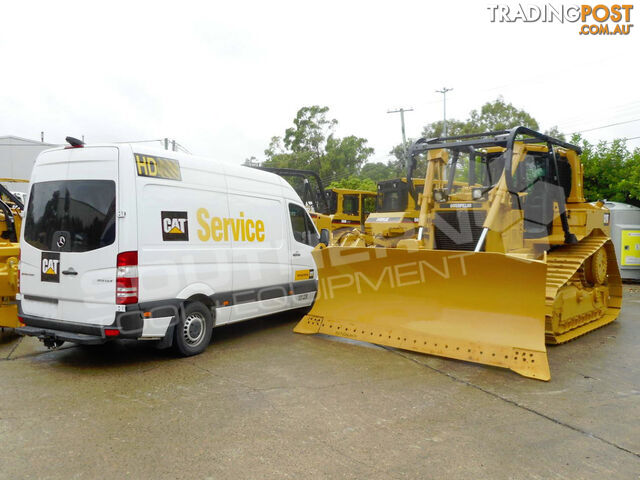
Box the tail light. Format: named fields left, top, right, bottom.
left=116, top=251, right=138, bottom=305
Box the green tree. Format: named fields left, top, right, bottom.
left=420, top=119, right=470, bottom=139
left=359, top=162, right=396, bottom=183
left=574, top=134, right=640, bottom=205
left=420, top=97, right=539, bottom=139
left=264, top=106, right=374, bottom=182
left=466, top=97, right=539, bottom=133
left=328, top=176, right=377, bottom=191
left=544, top=126, right=566, bottom=142
left=619, top=152, right=640, bottom=205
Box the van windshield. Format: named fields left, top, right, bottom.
left=24, top=180, right=116, bottom=252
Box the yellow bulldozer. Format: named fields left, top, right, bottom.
left=346, top=177, right=425, bottom=247
left=0, top=180, right=26, bottom=330
left=325, top=187, right=376, bottom=240
left=295, top=127, right=622, bottom=380
left=256, top=167, right=376, bottom=243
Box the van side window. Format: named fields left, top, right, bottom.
left=289, top=203, right=319, bottom=247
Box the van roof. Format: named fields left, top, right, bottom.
left=38, top=143, right=299, bottom=199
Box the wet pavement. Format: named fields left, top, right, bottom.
left=1, top=286, right=639, bottom=479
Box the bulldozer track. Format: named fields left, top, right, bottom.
left=545, top=234, right=622, bottom=344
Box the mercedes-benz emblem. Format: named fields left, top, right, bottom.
left=57, top=236, right=66, bottom=248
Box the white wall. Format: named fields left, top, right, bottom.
left=0, top=136, right=58, bottom=193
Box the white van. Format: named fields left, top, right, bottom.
left=17, top=141, right=323, bottom=355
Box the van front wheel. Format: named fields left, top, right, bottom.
left=173, top=302, right=213, bottom=356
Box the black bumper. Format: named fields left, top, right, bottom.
left=16, top=325, right=108, bottom=345
left=16, top=299, right=183, bottom=346
left=17, top=305, right=146, bottom=344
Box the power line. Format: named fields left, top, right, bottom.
left=571, top=117, right=640, bottom=134
left=556, top=100, right=640, bottom=128
left=582, top=135, right=640, bottom=145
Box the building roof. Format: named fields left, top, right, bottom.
left=0, top=135, right=58, bottom=147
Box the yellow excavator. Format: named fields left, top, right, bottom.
left=295, top=127, right=622, bottom=380
left=0, top=180, right=26, bottom=330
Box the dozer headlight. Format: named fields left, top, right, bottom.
left=472, top=188, right=485, bottom=201
left=433, top=189, right=447, bottom=203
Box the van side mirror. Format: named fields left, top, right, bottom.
left=319, top=228, right=330, bottom=246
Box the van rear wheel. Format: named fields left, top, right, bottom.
left=173, top=302, right=213, bottom=356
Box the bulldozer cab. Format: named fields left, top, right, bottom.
left=361, top=178, right=425, bottom=246
left=407, top=129, right=586, bottom=255
left=325, top=188, right=376, bottom=236
left=254, top=167, right=377, bottom=242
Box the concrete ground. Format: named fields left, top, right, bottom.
left=1, top=286, right=639, bottom=480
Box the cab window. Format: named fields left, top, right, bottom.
left=342, top=195, right=359, bottom=215
left=363, top=195, right=376, bottom=215
left=288, top=203, right=319, bottom=247
left=376, top=182, right=408, bottom=212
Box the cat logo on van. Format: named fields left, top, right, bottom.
left=161, top=211, right=189, bottom=241
left=41, top=252, right=60, bottom=283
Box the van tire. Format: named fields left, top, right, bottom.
left=173, top=302, right=213, bottom=356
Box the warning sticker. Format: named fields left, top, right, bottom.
left=621, top=230, right=640, bottom=266
left=295, top=269, right=314, bottom=281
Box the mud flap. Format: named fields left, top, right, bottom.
left=294, top=247, right=550, bottom=380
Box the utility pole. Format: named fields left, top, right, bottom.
left=387, top=107, right=414, bottom=166
left=435, top=87, right=453, bottom=137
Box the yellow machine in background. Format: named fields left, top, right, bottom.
left=255, top=167, right=376, bottom=243
left=357, top=178, right=425, bottom=247
left=295, top=128, right=622, bottom=380
left=324, top=187, right=376, bottom=242
left=0, top=180, right=27, bottom=329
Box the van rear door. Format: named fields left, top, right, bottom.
left=20, top=147, right=120, bottom=326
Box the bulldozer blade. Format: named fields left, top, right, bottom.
left=294, top=247, right=550, bottom=380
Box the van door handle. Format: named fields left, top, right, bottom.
left=292, top=252, right=301, bottom=257
left=62, top=269, right=78, bottom=276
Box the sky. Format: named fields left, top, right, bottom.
left=1, top=0, right=639, bottom=165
